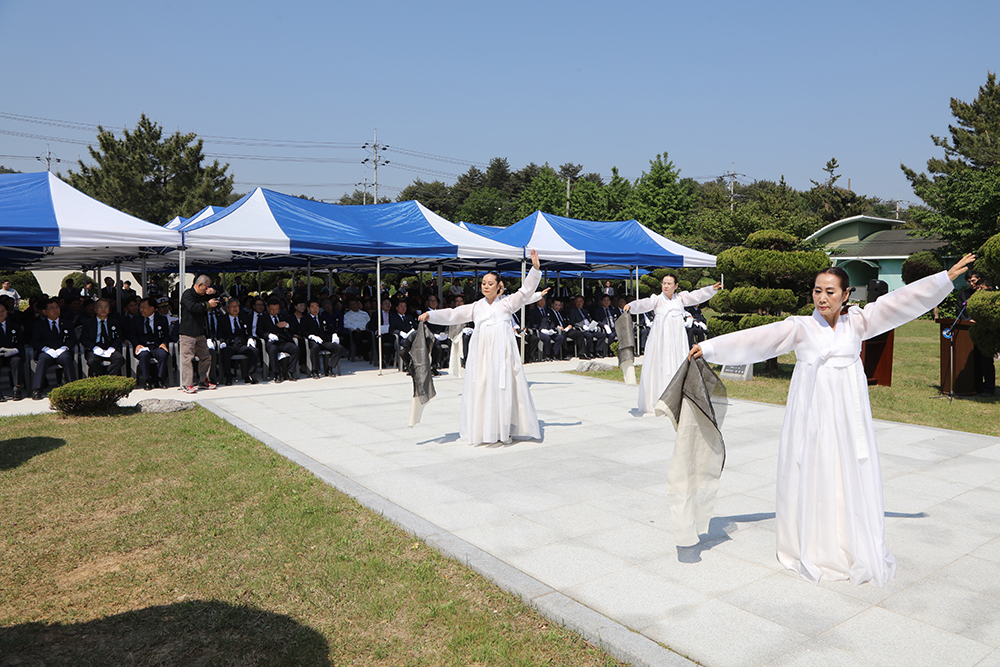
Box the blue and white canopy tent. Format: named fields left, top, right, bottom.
left=0, top=172, right=181, bottom=305
left=164, top=205, right=223, bottom=231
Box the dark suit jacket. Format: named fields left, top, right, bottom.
left=31, top=316, right=77, bottom=352
left=388, top=311, right=416, bottom=336
left=590, top=305, right=617, bottom=325
left=80, top=316, right=125, bottom=350
left=259, top=312, right=296, bottom=343
left=526, top=305, right=557, bottom=330
left=0, top=320, right=24, bottom=353
left=219, top=313, right=253, bottom=346
left=567, top=307, right=593, bottom=327
left=131, top=314, right=171, bottom=350
left=301, top=314, right=339, bottom=343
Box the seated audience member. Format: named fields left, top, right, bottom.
left=590, top=294, right=618, bottom=353
left=510, top=309, right=539, bottom=361
left=217, top=298, right=259, bottom=385
left=259, top=298, right=299, bottom=383
left=289, top=298, right=310, bottom=375
left=526, top=295, right=564, bottom=361
left=30, top=298, right=77, bottom=399
left=245, top=298, right=268, bottom=338
left=132, top=298, right=171, bottom=389
left=303, top=300, right=346, bottom=377
left=551, top=297, right=587, bottom=359
left=0, top=301, right=25, bottom=400
left=343, top=298, right=372, bottom=361
left=388, top=299, right=418, bottom=369
left=568, top=295, right=605, bottom=358
left=80, top=299, right=126, bottom=376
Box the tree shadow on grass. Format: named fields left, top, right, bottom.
left=0, top=599, right=331, bottom=667
left=0, top=436, right=65, bottom=471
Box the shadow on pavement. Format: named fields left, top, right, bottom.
left=677, top=512, right=776, bottom=563
left=0, top=599, right=331, bottom=667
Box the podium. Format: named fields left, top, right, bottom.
left=861, top=330, right=894, bottom=386
left=936, top=319, right=975, bottom=395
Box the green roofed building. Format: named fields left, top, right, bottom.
left=804, top=215, right=946, bottom=297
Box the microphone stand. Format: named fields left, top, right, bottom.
left=932, top=300, right=972, bottom=403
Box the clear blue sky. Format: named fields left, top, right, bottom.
left=1, top=0, right=995, bottom=211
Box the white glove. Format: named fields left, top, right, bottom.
left=45, top=348, right=62, bottom=359
left=219, top=342, right=227, bottom=348
left=268, top=333, right=278, bottom=342
left=434, top=332, right=448, bottom=341
left=278, top=352, right=289, bottom=361
left=541, top=329, right=556, bottom=335
left=604, top=324, right=613, bottom=335
left=380, top=324, right=390, bottom=334
left=207, top=339, right=216, bottom=350
left=1, top=347, right=16, bottom=357
left=135, top=345, right=148, bottom=354
left=330, top=334, right=340, bottom=345
left=401, top=329, right=414, bottom=340
left=462, top=327, right=474, bottom=335
left=308, top=335, right=323, bottom=344
left=247, top=338, right=257, bottom=349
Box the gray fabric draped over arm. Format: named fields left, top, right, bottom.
left=615, top=312, right=637, bottom=385
left=408, top=322, right=437, bottom=427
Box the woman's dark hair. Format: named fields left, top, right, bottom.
left=814, top=267, right=854, bottom=313
left=662, top=272, right=679, bottom=284
left=483, top=270, right=501, bottom=284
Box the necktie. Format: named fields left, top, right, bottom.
left=273, top=316, right=278, bottom=326
left=232, top=316, right=239, bottom=334
left=99, top=320, right=108, bottom=346
left=605, top=308, right=611, bottom=322
left=145, top=318, right=151, bottom=335
left=51, top=320, right=57, bottom=334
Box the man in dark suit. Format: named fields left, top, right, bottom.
left=217, top=298, right=259, bottom=385
left=30, top=298, right=78, bottom=399
left=550, top=297, right=587, bottom=359
left=568, top=295, right=605, bottom=358
left=80, top=299, right=126, bottom=376
left=0, top=301, right=25, bottom=400
left=303, top=300, right=346, bottom=377
left=132, top=298, right=171, bottom=389
left=100, top=277, right=118, bottom=302
left=590, top=294, right=618, bottom=355
left=259, top=298, right=299, bottom=383
left=388, top=299, right=418, bottom=369
left=526, top=296, right=564, bottom=361
left=229, top=276, right=246, bottom=301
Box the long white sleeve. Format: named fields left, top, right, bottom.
left=427, top=303, right=477, bottom=326
left=500, top=268, right=542, bottom=314
left=679, top=284, right=718, bottom=308
left=852, top=271, right=953, bottom=340
left=627, top=295, right=659, bottom=315
left=700, top=317, right=801, bottom=366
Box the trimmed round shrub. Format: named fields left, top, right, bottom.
left=797, top=303, right=816, bottom=316
left=967, top=289, right=1000, bottom=329
left=706, top=317, right=738, bottom=338
left=970, top=323, right=1000, bottom=358
left=738, top=313, right=788, bottom=330
left=729, top=286, right=798, bottom=315
left=901, top=251, right=944, bottom=285
left=744, top=229, right=799, bottom=251
left=708, top=289, right=731, bottom=313
left=48, top=376, right=136, bottom=415
left=717, top=247, right=830, bottom=294
left=977, top=231, right=1000, bottom=281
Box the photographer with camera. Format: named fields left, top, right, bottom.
left=179, top=274, right=220, bottom=394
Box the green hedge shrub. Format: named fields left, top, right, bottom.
left=706, top=317, right=738, bottom=337
left=901, top=251, right=943, bottom=285
left=744, top=229, right=799, bottom=251
left=977, top=232, right=1000, bottom=280
left=738, top=313, right=788, bottom=330
left=48, top=376, right=136, bottom=415
left=729, top=286, right=798, bottom=314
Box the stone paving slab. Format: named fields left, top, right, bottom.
left=8, top=358, right=1000, bottom=666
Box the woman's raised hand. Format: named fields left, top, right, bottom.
left=712, top=282, right=722, bottom=290
left=540, top=287, right=551, bottom=296
left=947, top=253, right=977, bottom=281
left=530, top=248, right=540, bottom=271
left=688, top=344, right=703, bottom=360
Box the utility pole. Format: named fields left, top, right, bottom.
left=721, top=163, right=745, bottom=211
left=362, top=130, right=389, bottom=204
left=36, top=144, right=58, bottom=172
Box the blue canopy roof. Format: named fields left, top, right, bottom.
left=179, top=188, right=522, bottom=269
left=466, top=211, right=715, bottom=268
left=0, top=172, right=180, bottom=270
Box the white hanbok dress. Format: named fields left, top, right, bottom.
left=629, top=285, right=718, bottom=414
left=698, top=271, right=954, bottom=586
left=427, top=268, right=542, bottom=445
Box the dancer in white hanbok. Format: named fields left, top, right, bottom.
left=625, top=274, right=720, bottom=414
left=419, top=250, right=543, bottom=445
left=689, top=254, right=975, bottom=586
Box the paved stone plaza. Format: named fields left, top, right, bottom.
left=8, top=359, right=1000, bottom=667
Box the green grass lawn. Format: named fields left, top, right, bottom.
left=0, top=409, right=625, bottom=667
left=573, top=318, right=999, bottom=437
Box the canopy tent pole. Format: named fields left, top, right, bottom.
left=436, top=263, right=443, bottom=303
left=556, top=271, right=560, bottom=297
left=635, top=266, right=640, bottom=302
left=95, top=267, right=101, bottom=300
left=377, top=257, right=383, bottom=375
left=307, top=260, right=312, bottom=300
left=580, top=276, right=584, bottom=297
left=178, top=248, right=186, bottom=329
left=520, top=259, right=526, bottom=363
left=115, top=262, right=122, bottom=313
left=141, top=256, right=147, bottom=299
left=328, top=269, right=333, bottom=295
